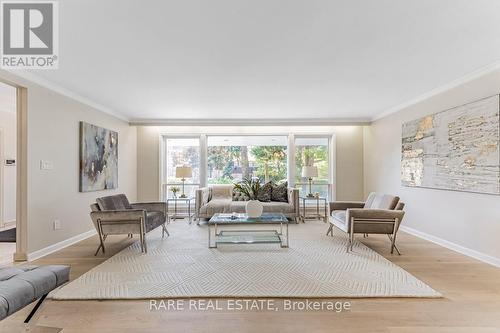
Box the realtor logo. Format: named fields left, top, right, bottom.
left=1, top=1, right=58, bottom=69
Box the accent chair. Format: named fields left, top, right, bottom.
left=90, top=194, right=168, bottom=255
left=327, top=192, right=405, bottom=254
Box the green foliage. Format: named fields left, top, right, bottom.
left=295, top=145, right=328, bottom=181
left=250, top=146, right=287, bottom=182
left=233, top=177, right=261, bottom=200
left=169, top=186, right=180, bottom=198
left=208, top=177, right=234, bottom=184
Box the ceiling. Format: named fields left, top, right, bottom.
left=25, top=0, right=500, bottom=122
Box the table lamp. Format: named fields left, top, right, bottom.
left=301, top=166, right=318, bottom=198
left=175, top=166, right=192, bottom=198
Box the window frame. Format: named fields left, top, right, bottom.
left=206, top=134, right=289, bottom=185
left=159, top=135, right=202, bottom=201
left=159, top=132, right=337, bottom=202
left=291, top=134, right=335, bottom=201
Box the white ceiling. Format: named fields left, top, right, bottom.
left=26, top=0, right=500, bottom=122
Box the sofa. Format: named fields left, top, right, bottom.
left=328, top=192, right=405, bottom=254
left=195, top=185, right=300, bottom=222
left=0, top=265, right=70, bottom=322
left=90, top=194, right=168, bottom=254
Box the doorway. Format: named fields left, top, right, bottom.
left=0, top=81, right=17, bottom=264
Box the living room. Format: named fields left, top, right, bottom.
left=1, top=1, right=500, bottom=332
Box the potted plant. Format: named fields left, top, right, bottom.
left=170, top=186, right=180, bottom=198
left=233, top=177, right=263, bottom=218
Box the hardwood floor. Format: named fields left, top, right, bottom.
left=2, top=221, right=500, bottom=332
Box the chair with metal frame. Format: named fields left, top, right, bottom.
left=90, top=194, right=169, bottom=255
left=327, top=193, right=405, bottom=254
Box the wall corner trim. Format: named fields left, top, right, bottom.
left=27, top=229, right=96, bottom=262
left=5, top=70, right=129, bottom=122
left=372, top=59, right=500, bottom=122
left=400, top=226, right=500, bottom=268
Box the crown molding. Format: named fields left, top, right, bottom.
left=129, top=118, right=371, bottom=126
left=3, top=69, right=129, bottom=122
left=372, top=59, right=500, bottom=122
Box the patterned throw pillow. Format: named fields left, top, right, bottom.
left=257, top=181, right=273, bottom=202
left=271, top=182, right=288, bottom=202
left=232, top=188, right=249, bottom=201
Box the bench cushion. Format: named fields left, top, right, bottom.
left=0, top=265, right=70, bottom=320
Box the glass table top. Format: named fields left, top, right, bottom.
left=208, top=213, right=288, bottom=224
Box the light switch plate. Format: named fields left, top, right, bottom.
left=53, top=219, right=61, bottom=230
left=40, top=160, right=54, bottom=170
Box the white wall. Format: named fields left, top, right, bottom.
left=136, top=125, right=365, bottom=202
left=364, top=69, right=500, bottom=265
left=0, top=109, right=16, bottom=224
left=0, top=71, right=137, bottom=255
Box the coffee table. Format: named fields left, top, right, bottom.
left=207, top=213, right=289, bottom=248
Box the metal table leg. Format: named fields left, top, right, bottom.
left=324, top=199, right=328, bottom=223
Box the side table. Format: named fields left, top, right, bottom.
left=300, top=196, right=328, bottom=223
left=166, top=197, right=195, bottom=224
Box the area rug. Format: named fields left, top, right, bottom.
left=50, top=220, right=441, bottom=299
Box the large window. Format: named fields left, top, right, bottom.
left=160, top=134, right=333, bottom=201
left=295, top=137, right=330, bottom=199
left=162, top=137, right=200, bottom=199
left=207, top=136, right=288, bottom=184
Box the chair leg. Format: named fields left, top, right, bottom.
left=143, top=232, right=148, bottom=253
left=94, top=243, right=103, bottom=256
left=162, top=223, right=169, bottom=238
left=326, top=224, right=333, bottom=236
left=24, top=294, right=48, bottom=323
left=95, top=222, right=105, bottom=256
left=350, top=231, right=355, bottom=251
left=139, top=229, right=144, bottom=252
left=387, top=234, right=401, bottom=255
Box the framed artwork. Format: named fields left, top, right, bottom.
left=402, top=95, right=499, bottom=195
left=79, top=121, right=118, bottom=192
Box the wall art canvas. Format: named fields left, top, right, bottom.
left=79, top=122, right=118, bottom=192
left=401, top=95, right=500, bottom=194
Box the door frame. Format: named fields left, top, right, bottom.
left=0, top=77, right=28, bottom=261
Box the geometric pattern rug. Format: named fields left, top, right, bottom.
left=50, top=220, right=441, bottom=299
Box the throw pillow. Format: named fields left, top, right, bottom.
left=271, top=182, right=288, bottom=202
left=257, top=181, right=273, bottom=202
left=232, top=188, right=249, bottom=201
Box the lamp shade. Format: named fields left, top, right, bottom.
left=301, top=165, right=318, bottom=178
left=175, top=166, right=192, bottom=178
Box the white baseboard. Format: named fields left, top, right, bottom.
left=27, top=229, right=96, bottom=261
left=400, top=226, right=500, bottom=268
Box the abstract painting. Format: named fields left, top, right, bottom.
left=402, top=95, right=500, bottom=194
left=79, top=122, right=118, bottom=192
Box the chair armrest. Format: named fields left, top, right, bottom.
left=346, top=208, right=405, bottom=223
left=329, top=201, right=365, bottom=213
left=130, top=202, right=166, bottom=214
left=288, top=188, right=300, bottom=215
left=90, top=209, right=146, bottom=222
left=195, top=187, right=211, bottom=216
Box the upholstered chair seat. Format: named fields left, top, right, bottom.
left=328, top=193, right=406, bottom=254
